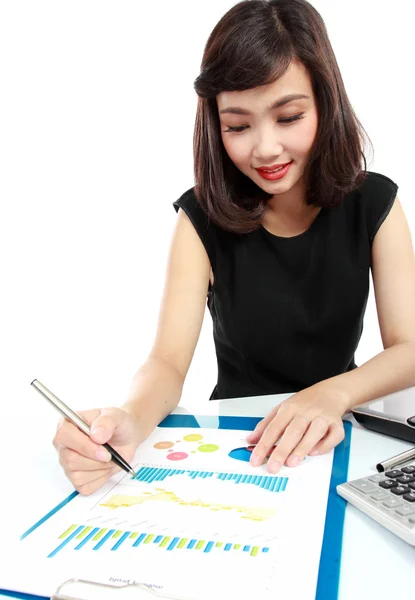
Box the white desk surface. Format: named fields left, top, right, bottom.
left=2, top=391, right=415, bottom=599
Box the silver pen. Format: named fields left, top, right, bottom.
left=376, top=446, right=415, bottom=473
left=31, top=379, right=137, bottom=477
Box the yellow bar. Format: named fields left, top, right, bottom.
left=92, top=528, right=107, bottom=541
left=233, top=544, right=241, bottom=550
left=112, top=530, right=122, bottom=539
left=195, top=540, right=205, bottom=550
left=215, top=542, right=223, bottom=548
left=177, top=538, right=188, bottom=549
left=251, top=546, right=259, bottom=557
left=76, top=526, right=91, bottom=540
left=59, top=525, right=77, bottom=540
left=160, top=536, right=171, bottom=548
left=130, top=532, right=139, bottom=539
left=144, top=534, right=154, bottom=544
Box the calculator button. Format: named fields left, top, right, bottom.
left=396, top=475, right=414, bottom=484
left=395, top=504, right=415, bottom=516
left=401, top=466, right=415, bottom=475
left=382, top=497, right=404, bottom=509
left=379, top=480, right=399, bottom=489
left=403, top=492, right=415, bottom=503
left=406, top=416, right=415, bottom=427
left=391, top=486, right=410, bottom=495
left=408, top=482, right=415, bottom=491
left=368, top=474, right=385, bottom=483
left=385, top=470, right=403, bottom=478
left=370, top=491, right=390, bottom=501
left=348, top=480, right=378, bottom=494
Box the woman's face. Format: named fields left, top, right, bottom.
left=217, top=60, right=319, bottom=202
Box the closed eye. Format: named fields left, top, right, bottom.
left=223, top=112, right=305, bottom=133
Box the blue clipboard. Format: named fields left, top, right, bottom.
left=1, top=415, right=352, bottom=600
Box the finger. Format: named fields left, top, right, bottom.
left=89, top=408, right=127, bottom=445
left=72, top=467, right=119, bottom=496
left=266, top=415, right=309, bottom=473
left=246, top=405, right=281, bottom=443
left=285, top=417, right=329, bottom=467
left=250, top=406, right=293, bottom=467
left=59, top=447, right=114, bottom=472
left=53, top=420, right=111, bottom=462
left=309, top=423, right=345, bottom=456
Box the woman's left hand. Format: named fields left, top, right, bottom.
left=246, top=384, right=350, bottom=473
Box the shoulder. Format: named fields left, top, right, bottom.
left=172, top=186, right=218, bottom=267
left=357, top=170, right=398, bottom=199
left=349, top=170, right=399, bottom=244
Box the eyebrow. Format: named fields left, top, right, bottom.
left=219, top=93, right=310, bottom=115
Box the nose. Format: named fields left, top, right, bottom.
left=252, top=128, right=284, bottom=163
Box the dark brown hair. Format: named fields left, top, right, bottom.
left=193, top=0, right=373, bottom=234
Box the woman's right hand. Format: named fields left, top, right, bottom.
left=53, top=407, right=142, bottom=495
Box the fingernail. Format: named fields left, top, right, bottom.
left=287, top=454, right=300, bottom=467
left=309, top=450, right=319, bottom=456
left=250, top=454, right=263, bottom=467
left=96, top=448, right=111, bottom=462
left=268, top=460, right=281, bottom=473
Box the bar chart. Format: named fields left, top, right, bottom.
left=131, top=466, right=288, bottom=493
left=49, top=523, right=271, bottom=558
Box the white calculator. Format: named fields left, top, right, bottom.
left=337, top=460, right=415, bottom=546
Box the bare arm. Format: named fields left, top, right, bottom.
left=122, top=207, right=211, bottom=437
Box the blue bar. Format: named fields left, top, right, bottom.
left=93, top=529, right=116, bottom=551
left=241, top=475, right=248, bottom=483
left=202, top=472, right=208, bottom=478
left=226, top=473, right=233, bottom=480
left=137, top=467, right=150, bottom=480
left=133, top=467, right=142, bottom=480
left=48, top=525, right=85, bottom=557
left=260, top=477, right=267, bottom=488
left=224, top=543, right=232, bottom=551
left=111, top=531, right=131, bottom=551
left=275, top=477, right=282, bottom=492
left=147, top=469, right=161, bottom=483
left=204, top=541, right=214, bottom=553
left=167, top=537, right=180, bottom=551
left=187, top=539, right=197, bottom=549
left=281, top=478, right=288, bottom=491
left=262, top=547, right=269, bottom=553
left=179, top=470, right=185, bottom=474
left=132, top=533, right=147, bottom=548
left=269, top=477, right=278, bottom=492
left=188, top=471, right=195, bottom=477
left=235, top=474, right=243, bottom=484
left=243, top=545, right=250, bottom=552
left=231, top=474, right=238, bottom=480
left=154, top=535, right=163, bottom=544
left=265, top=477, right=273, bottom=490
left=246, top=475, right=253, bottom=483
left=74, top=527, right=100, bottom=550
left=157, top=469, right=169, bottom=481
left=143, top=468, right=154, bottom=482
left=208, top=472, right=214, bottom=477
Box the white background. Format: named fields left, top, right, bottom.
left=1, top=0, right=414, bottom=423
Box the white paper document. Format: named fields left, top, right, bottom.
left=3, top=426, right=334, bottom=599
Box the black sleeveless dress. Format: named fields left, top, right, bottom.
left=173, top=171, right=398, bottom=400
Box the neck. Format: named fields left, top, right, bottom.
left=266, top=177, right=311, bottom=219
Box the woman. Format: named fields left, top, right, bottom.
left=53, top=0, right=415, bottom=495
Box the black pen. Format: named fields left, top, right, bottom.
left=31, top=379, right=137, bottom=477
